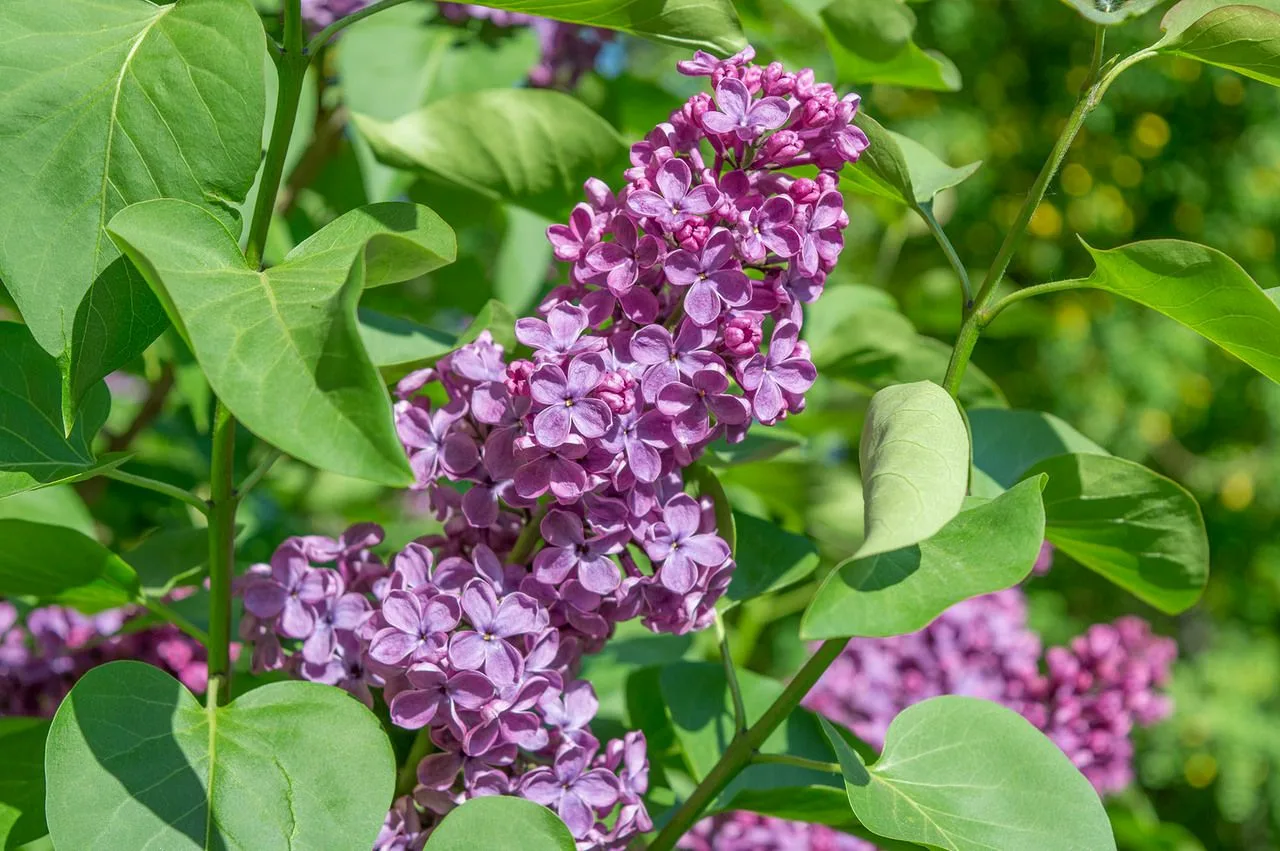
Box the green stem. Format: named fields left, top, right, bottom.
left=306, top=0, right=415, bottom=53
left=238, top=448, right=284, bottom=497
left=919, top=204, right=972, bottom=307
left=103, top=468, right=209, bottom=516
left=396, top=727, right=436, bottom=797
left=206, top=402, right=238, bottom=707
left=751, top=752, right=841, bottom=775
left=983, top=279, right=1088, bottom=326
left=138, top=596, right=210, bottom=645
left=942, top=25, right=1110, bottom=397
left=507, top=502, right=549, bottom=565
left=648, top=639, right=846, bottom=851
left=715, top=612, right=748, bottom=734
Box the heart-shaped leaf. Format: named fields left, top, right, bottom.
left=45, top=662, right=395, bottom=850
left=423, top=796, right=575, bottom=851
left=722, top=511, right=820, bottom=607
left=823, top=0, right=961, bottom=91
left=821, top=698, right=1116, bottom=851
left=0, top=0, right=266, bottom=423
left=1158, top=0, right=1280, bottom=86
left=969, top=408, right=1108, bottom=491
left=1026, top=453, right=1208, bottom=614
left=801, top=477, right=1046, bottom=640
left=1058, top=239, right=1280, bottom=384
left=359, top=299, right=517, bottom=383
left=0, top=323, right=126, bottom=499
left=354, top=90, right=626, bottom=219
left=0, top=520, right=139, bottom=612
left=1059, top=0, right=1165, bottom=25
left=857, top=381, right=969, bottom=560
left=0, top=718, right=50, bottom=849
left=107, top=200, right=459, bottom=485
left=844, top=114, right=981, bottom=209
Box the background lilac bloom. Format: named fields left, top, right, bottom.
left=739, top=321, right=817, bottom=422
left=664, top=229, right=751, bottom=326
left=626, top=159, right=721, bottom=231
left=519, top=743, right=621, bottom=838
left=700, top=78, right=791, bottom=140
left=449, top=580, right=545, bottom=685
left=533, top=510, right=624, bottom=594
left=529, top=356, right=613, bottom=446
left=645, top=494, right=731, bottom=594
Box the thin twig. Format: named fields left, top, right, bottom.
left=103, top=469, right=209, bottom=516
left=716, top=612, right=749, bottom=734
left=751, top=752, right=842, bottom=775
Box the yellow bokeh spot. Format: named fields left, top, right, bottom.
left=1138, top=409, right=1172, bottom=446
left=1215, top=74, right=1246, bottom=106
left=1111, top=155, right=1144, bottom=189
left=1221, top=470, right=1255, bottom=512
left=1132, top=113, right=1171, bottom=158
left=1244, top=227, right=1277, bottom=261
left=1028, top=201, right=1062, bottom=239
left=1180, top=374, right=1213, bottom=408
left=1061, top=163, right=1093, bottom=196
left=1174, top=201, right=1204, bottom=235
left=1185, top=753, right=1218, bottom=789
left=1169, top=57, right=1203, bottom=82
left=1055, top=301, right=1091, bottom=341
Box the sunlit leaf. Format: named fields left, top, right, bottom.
left=422, top=796, right=575, bottom=851
left=358, top=299, right=517, bottom=383
left=844, top=114, right=981, bottom=208
left=968, top=408, right=1107, bottom=490
left=0, top=520, right=139, bottom=612
left=823, top=0, right=961, bottom=91
left=1158, top=0, right=1280, bottom=86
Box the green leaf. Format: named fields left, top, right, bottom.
left=0, top=324, right=125, bottom=499
left=45, top=662, right=394, bottom=851
left=107, top=200, right=426, bottom=486
left=358, top=299, right=518, bottom=383
left=1060, top=239, right=1280, bottom=384
left=823, top=0, right=961, bottom=91
left=125, top=527, right=212, bottom=596
left=442, top=0, right=745, bottom=54
left=1158, top=0, right=1280, bottom=86
left=578, top=621, right=692, bottom=722
left=821, top=698, right=1116, bottom=851
left=857, top=381, right=969, bottom=559
left=723, top=511, right=820, bottom=607
left=0, top=0, right=266, bottom=421
left=495, top=207, right=554, bottom=314
left=704, top=429, right=807, bottom=466
left=688, top=463, right=737, bottom=553
left=801, top=477, right=1046, bottom=640
left=843, top=114, right=982, bottom=209
left=1026, top=453, right=1208, bottom=614
left=422, top=796, right=575, bottom=851
left=354, top=90, right=627, bottom=219
left=969, top=408, right=1108, bottom=490
left=0, top=520, right=138, bottom=612
left=1059, top=0, right=1165, bottom=25
left=0, top=486, right=96, bottom=538
left=0, top=718, right=50, bottom=849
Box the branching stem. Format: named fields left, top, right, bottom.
left=103, top=469, right=209, bottom=516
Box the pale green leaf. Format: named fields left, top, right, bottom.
left=107, top=200, right=435, bottom=486
left=1158, top=0, right=1280, bottom=86
left=45, top=662, right=394, bottom=850
left=801, top=478, right=1046, bottom=639
left=0, top=520, right=138, bottom=612
left=1027, top=453, right=1208, bottom=614
left=0, top=0, right=265, bottom=421
left=0, top=486, right=96, bottom=538
left=354, top=90, right=626, bottom=219
left=969, top=408, right=1107, bottom=490
left=821, top=698, right=1116, bottom=851
left=857, top=381, right=969, bottom=559
left=823, top=0, right=961, bottom=91
left=423, top=796, right=575, bottom=851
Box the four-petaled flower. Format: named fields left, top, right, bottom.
left=626, top=159, right=721, bottom=231
left=644, top=494, right=731, bottom=594
left=519, top=743, right=621, bottom=838
left=449, top=580, right=547, bottom=686
left=532, top=510, right=626, bottom=594
left=368, top=590, right=461, bottom=666
left=664, top=229, right=751, bottom=326
left=739, top=320, right=817, bottom=423
left=656, top=368, right=751, bottom=443
left=701, top=77, right=791, bottom=141
left=529, top=355, right=613, bottom=446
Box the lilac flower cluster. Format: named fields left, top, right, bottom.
left=235, top=47, right=867, bottom=849
left=437, top=4, right=614, bottom=89
left=680, top=812, right=865, bottom=851
left=0, top=600, right=208, bottom=717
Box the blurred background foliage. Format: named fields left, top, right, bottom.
left=3, top=0, right=1277, bottom=848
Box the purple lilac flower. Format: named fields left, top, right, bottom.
left=519, top=742, right=621, bottom=838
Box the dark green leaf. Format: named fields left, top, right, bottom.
left=1059, top=0, right=1165, bottom=25
left=579, top=621, right=692, bottom=722
left=0, top=520, right=138, bottom=612
left=705, top=429, right=807, bottom=466
left=125, top=527, right=212, bottom=596
left=823, top=1, right=961, bottom=91
left=842, top=114, right=981, bottom=208
left=857, top=381, right=969, bottom=559
left=969, top=408, right=1107, bottom=489
left=1059, top=239, right=1280, bottom=384
left=821, top=698, right=1116, bottom=851
left=688, top=463, right=736, bottom=553
left=0, top=0, right=265, bottom=421
left=801, top=477, right=1046, bottom=639
left=0, top=718, right=50, bottom=849
left=358, top=299, right=518, bottom=383
left=1159, top=0, right=1280, bottom=86
left=46, top=662, right=394, bottom=850
left=422, top=795, right=575, bottom=851
left=0, top=324, right=124, bottom=499
left=354, top=90, right=627, bottom=219
left=723, top=511, right=820, bottom=607
left=107, top=200, right=428, bottom=486
left=1026, top=453, right=1209, bottom=614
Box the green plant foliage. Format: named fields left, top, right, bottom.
left=822, top=699, right=1117, bottom=851
left=857, top=381, right=969, bottom=559
left=844, top=114, right=982, bottom=209
left=0, top=324, right=124, bottom=499
left=1158, top=0, right=1280, bottom=86
left=45, top=662, right=395, bottom=851
left=1027, top=453, right=1209, bottom=614
left=124, top=528, right=211, bottom=597
left=723, top=511, right=820, bottom=607
left=801, top=477, right=1046, bottom=639
left=0, top=718, right=50, bottom=849
left=0, top=520, right=138, bottom=612
left=357, top=299, right=518, bottom=383
left=0, top=0, right=265, bottom=423
left=1058, top=0, right=1165, bottom=26
left=106, top=200, right=456, bottom=486
left=0, top=486, right=96, bottom=538
left=1057, top=239, right=1280, bottom=384
left=354, top=90, right=627, bottom=218
left=822, top=0, right=961, bottom=91
left=422, top=796, right=575, bottom=850
left=968, top=407, right=1108, bottom=493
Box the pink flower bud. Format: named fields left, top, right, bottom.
left=722, top=314, right=763, bottom=357
left=505, top=360, right=535, bottom=396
